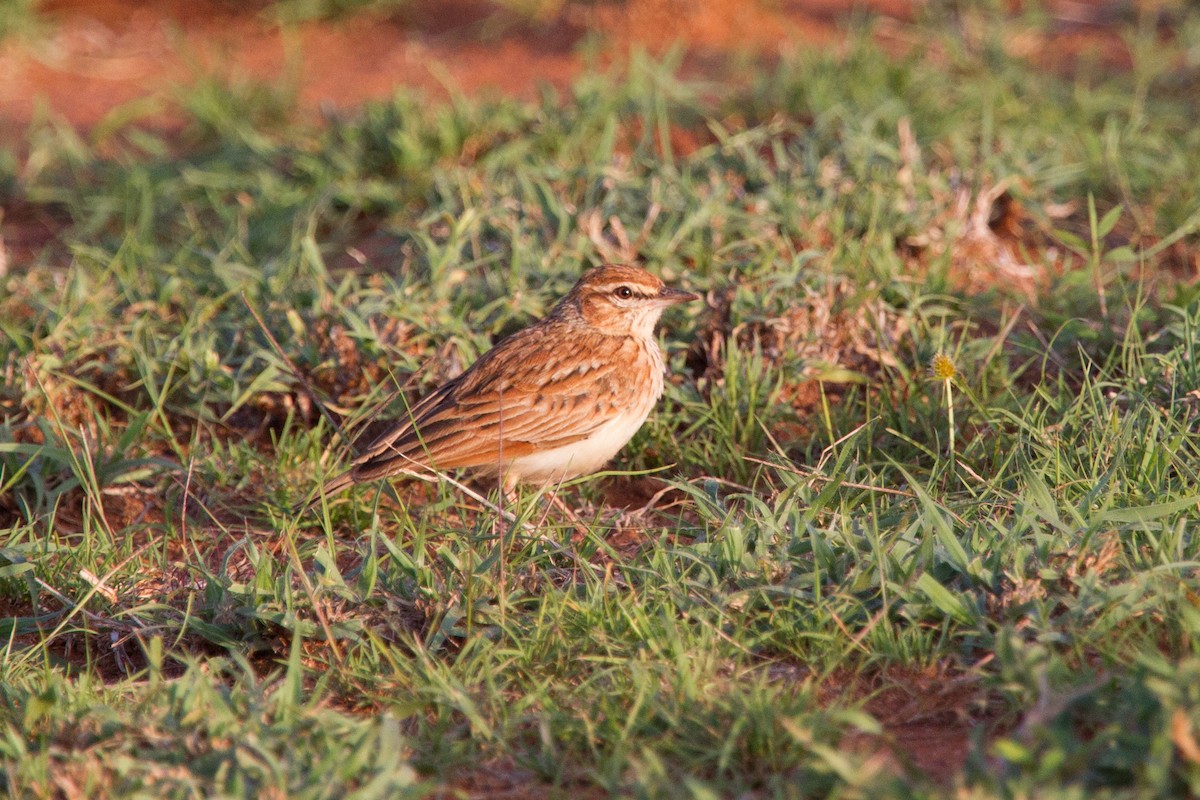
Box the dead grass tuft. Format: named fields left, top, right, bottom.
left=689, top=277, right=907, bottom=420
left=991, top=531, right=1125, bottom=620
left=903, top=172, right=1062, bottom=301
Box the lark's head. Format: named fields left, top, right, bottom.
left=553, top=264, right=700, bottom=338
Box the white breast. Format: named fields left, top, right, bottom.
left=509, top=405, right=655, bottom=486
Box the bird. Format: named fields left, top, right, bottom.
left=306, top=264, right=699, bottom=507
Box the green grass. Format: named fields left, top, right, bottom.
left=0, top=0, right=44, bottom=45
left=4, top=6, right=1200, bottom=798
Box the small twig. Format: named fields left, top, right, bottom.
left=78, top=568, right=118, bottom=604
left=743, top=456, right=918, bottom=498
left=181, top=454, right=194, bottom=541
left=812, top=419, right=876, bottom=475
left=955, top=459, right=990, bottom=485
left=640, top=482, right=687, bottom=514
left=638, top=474, right=752, bottom=515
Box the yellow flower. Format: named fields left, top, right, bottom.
left=931, top=353, right=957, bottom=381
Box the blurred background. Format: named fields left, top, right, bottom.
left=0, top=0, right=1149, bottom=139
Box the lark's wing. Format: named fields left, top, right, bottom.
left=320, top=324, right=647, bottom=495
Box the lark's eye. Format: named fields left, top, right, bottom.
left=614, top=286, right=633, bottom=299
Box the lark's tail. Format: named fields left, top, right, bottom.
left=292, top=470, right=357, bottom=515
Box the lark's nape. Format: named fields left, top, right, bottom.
left=305, top=264, right=699, bottom=509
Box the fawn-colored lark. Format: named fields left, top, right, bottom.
left=311, top=264, right=699, bottom=504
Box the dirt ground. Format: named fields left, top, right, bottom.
left=0, top=0, right=1140, bottom=786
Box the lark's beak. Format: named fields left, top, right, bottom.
left=655, top=285, right=702, bottom=306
